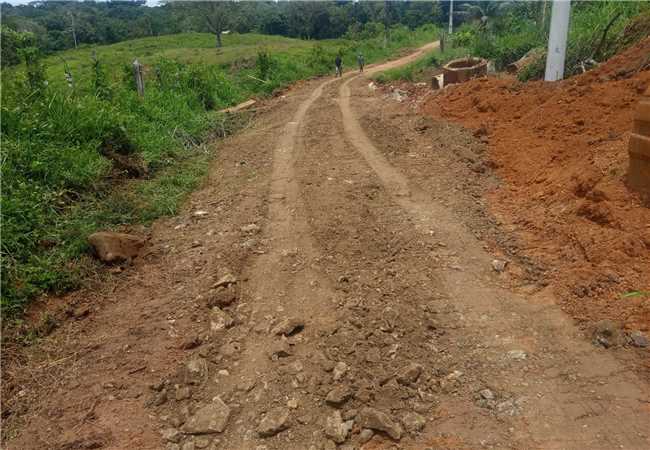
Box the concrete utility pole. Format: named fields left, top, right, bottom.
left=448, top=0, right=454, bottom=34
left=544, top=0, right=571, bottom=81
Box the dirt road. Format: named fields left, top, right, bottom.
left=3, top=43, right=650, bottom=450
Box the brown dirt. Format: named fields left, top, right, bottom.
left=2, top=42, right=650, bottom=450
left=419, top=38, right=650, bottom=337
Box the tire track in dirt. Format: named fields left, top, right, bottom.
left=337, top=74, right=650, bottom=448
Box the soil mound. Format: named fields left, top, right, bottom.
left=421, top=38, right=650, bottom=332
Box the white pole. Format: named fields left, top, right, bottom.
left=544, top=0, right=571, bottom=81
left=448, top=0, right=454, bottom=34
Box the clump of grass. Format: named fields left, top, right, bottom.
left=372, top=46, right=468, bottom=84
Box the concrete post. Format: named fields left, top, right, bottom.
left=448, top=0, right=454, bottom=35
left=133, top=59, right=144, bottom=97
left=544, top=0, right=571, bottom=81
left=628, top=87, right=650, bottom=195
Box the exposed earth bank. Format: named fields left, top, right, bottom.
left=417, top=38, right=650, bottom=348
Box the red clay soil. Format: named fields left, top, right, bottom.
left=421, top=38, right=650, bottom=333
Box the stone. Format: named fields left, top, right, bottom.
left=342, top=409, right=357, bottom=420
left=401, top=411, right=426, bottom=433
left=167, top=445, right=181, bottom=450
left=357, top=407, right=402, bottom=440
left=186, top=355, right=208, bottom=375
left=210, top=307, right=234, bottom=332
left=180, top=336, right=202, bottom=350
left=592, top=320, right=625, bottom=348
left=258, top=407, right=290, bottom=437
left=183, top=399, right=231, bottom=434
left=88, top=231, right=144, bottom=263
left=175, top=385, right=192, bottom=401
left=333, top=362, right=348, bottom=381
left=161, top=428, right=182, bottom=443
left=240, top=223, right=261, bottom=234
left=213, top=273, right=237, bottom=289
left=630, top=330, right=649, bottom=348
left=359, top=429, right=374, bottom=444
left=181, top=443, right=195, bottom=450
left=507, top=350, right=527, bottom=361
left=324, top=411, right=352, bottom=444
left=480, top=389, right=495, bottom=400
left=208, top=285, right=238, bottom=308
left=147, top=389, right=167, bottom=407
left=268, top=340, right=292, bottom=360
left=287, top=398, right=299, bottom=409
left=326, top=386, right=352, bottom=407
left=491, top=259, right=508, bottom=272
left=271, top=317, right=305, bottom=336
left=396, top=363, right=424, bottom=385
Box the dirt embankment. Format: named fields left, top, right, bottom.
left=421, top=38, right=650, bottom=333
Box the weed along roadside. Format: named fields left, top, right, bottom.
left=1, top=27, right=440, bottom=316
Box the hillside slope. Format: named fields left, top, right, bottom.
left=422, top=38, right=650, bottom=333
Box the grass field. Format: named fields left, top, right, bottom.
left=1, top=26, right=439, bottom=315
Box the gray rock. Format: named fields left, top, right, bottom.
left=183, top=399, right=231, bottom=434
left=359, top=428, right=374, bottom=444
left=161, top=428, right=182, bottom=443
left=357, top=407, right=402, bottom=440
left=342, top=409, right=357, bottom=420
left=401, top=411, right=426, bottom=433
left=258, top=407, right=290, bottom=437
left=325, top=386, right=352, bottom=407
left=480, top=389, right=495, bottom=400
left=396, top=363, right=424, bottom=385
left=213, top=273, right=237, bottom=289
left=271, top=317, right=305, bottom=336
left=324, top=411, right=352, bottom=444
left=592, top=320, right=625, bottom=348
left=629, top=330, right=648, bottom=348
left=491, top=259, right=508, bottom=272
left=240, top=223, right=261, bottom=234
left=507, top=350, right=527, bottom=361
left=210, top=307, right=234, bottom=332
left=333, top=362, right=348, bottom=381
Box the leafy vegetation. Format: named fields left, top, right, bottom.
left=372, top=46, right=469, bottom=84
left=1, top=25, right=438, bottom=315
left=451, top=1, right=650, bottom=79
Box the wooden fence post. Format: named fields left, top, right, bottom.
left=133, top=59, right=144, bottom=97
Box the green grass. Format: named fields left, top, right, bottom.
left=372, top=46, right=469, bottom=84
left=1, top=26, right=439, bottom=315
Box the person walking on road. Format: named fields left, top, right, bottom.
left=335, top=54, right=342, bottom=77
left=357, top=53, right=365, bottom=73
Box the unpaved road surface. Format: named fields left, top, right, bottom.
left=3, top=43, right=650, bottom=450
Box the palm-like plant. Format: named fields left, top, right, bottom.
left=457, top=1, right=513, bottom=29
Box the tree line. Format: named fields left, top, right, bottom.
left=1, top=0, right=449, bottom=65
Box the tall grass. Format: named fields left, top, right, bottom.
left=1, top=26, right=439, bottom=315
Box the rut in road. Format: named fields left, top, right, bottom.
left=337, top=72, right=650, bottom=448
left=4, top=43, right=650, bottom=450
